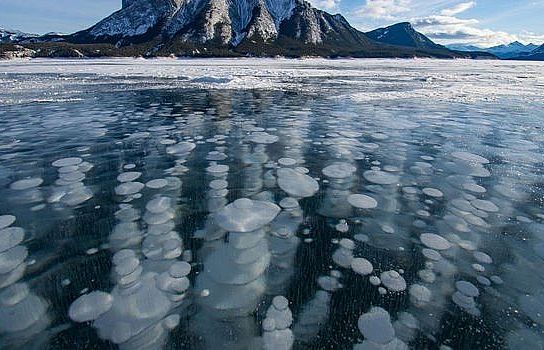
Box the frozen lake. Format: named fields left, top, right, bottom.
left=0, top=58, right=544, bottom=349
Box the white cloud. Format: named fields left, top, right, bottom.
left=409, top=2, right=522, bottom=47
left=440, top=1, right=475, bottom=16
left=413, top=15, right=478, bottom=27
left=354, top=0, right=411, bottom=20
left=308, top=0, right=341, bottom=11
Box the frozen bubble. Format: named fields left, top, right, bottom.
left=169, top=261, right=191, bottom=278
left=209, top=179, right=228, bottom=190
left=0, top=245, right=28, bottom=274
left=272, top=296, right=289, bottom=311
left=463, top=183, right=486, bottom=194
left=458, top=240, right=477, bottom=251
left=420, top=233, right=451, bottom=251
left=59, top=171, right=85, bottom=183
left=160, top=139, right=176, bottom=145
left=115, top=207, right=140, bottom=222
left=277, top=168, right=319, bottom=198
left=339, top=238, right=355, bottom=250
left=249, top=132, right=279, bottom=144
left=115, top=256, right=139, bottom=276
left=10, top=178, right=43, bottom=190
left=322, top=162, right=356, bottom=179
left=68, top=291, right=113, bottom=322
left=409, top=284, right=431, bottom=306
left=363, top=170, right=399, bottom=185
left=215, top=198, right=280, bottom=233
left=263, top=318, right=276, bottom=332
left=471, top=199, right=499, bottom=213
left=112, top=249, right=136, bottom=265
left=451, top=152, right=489, bottom=164
left=115, top=182, right=145, bottom=196
left=418, top=269, right=436, bottom=283
left=166, top=142, right=196, bottom=156
left=472, top=263, right=485, bottom=272
left=145, top=197, right=172, bottom=214
left=58, top=165, right=79, bottom=174
left=317, top=276, right=341, bottom=292
left=380, top=270, right=407, bottom=292
left=490, top=275, right=503, bottom=285
left=357, top=307, right=395, bottom=344
left=148, top=221, right=175, bottom=235
left=369, top=276, right=381, bottom=286
left=117, top=172, right=142, bottom=183
left=0, top=227, right=25, bottom=252
left=146, top=179, right=168, bottom=189
left=335, top=219, right=349, bottom=233
left=452, top=291, right=476, bottom=310
left=124, top=164, right=136, bottom=170
left=378, top=287, right=387, bottom=295
left=422, top=248, right=442, bottom=261
left=456, top=281, right=479, bottom=297
left=206, top=164, right=229, bottom=174
left=351, top=258, right=373, bottom=276
left=0, top=215, right=16, bottom=230
left=402, top=187, right=419, bottom=195
left=278, top=158, right=297, bottom=167
left=422, top=188, right=443, bottom=198
left=86, top=248, right=98, bottom=255
left=476, top=276, right=491, bottom=286
left=206, top=151, right=228, bottom=161
left=473, top=251, right=493, bottom=264
left=279, top=197, right=299, bottom=209
left=61, top=187, right=93, bottom=206
left=354, top=234, right=369, bottom=243
left=52, top=157, right=83, bottom=167
left=348, top=194, right=378, bottom=209
left=0, top=283, right=29, bottom=307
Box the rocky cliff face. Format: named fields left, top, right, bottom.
left=72, top=0, right=368, bottom=49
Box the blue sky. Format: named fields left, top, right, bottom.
left=1, top=0, right=543, bottom=47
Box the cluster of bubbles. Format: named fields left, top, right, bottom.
left=2, top=92, right=544, bottom=350
left=49, top=157, right=94, bottom=207
left=0, top=214, right=50, bottom=347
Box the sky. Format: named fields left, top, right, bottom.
left=1, top=0, right=543, bottom=47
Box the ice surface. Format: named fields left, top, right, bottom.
left=0, top=57, right=543, bottom=349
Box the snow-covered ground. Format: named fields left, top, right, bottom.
left=1, top=58, right=543, bottom=105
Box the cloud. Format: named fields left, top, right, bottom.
left=440, top=1, right=475, bottom=16
left=354, top=0, right=411, bottom=19
left=410, top=2, right=523, bottom=47
left=308, top=0, right=341, bottom=11
left=413, top=15, right=478, bottom=27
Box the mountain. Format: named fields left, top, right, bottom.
left=0, top=28, right=37, bottom=43
left=486, top=41, right=538, bottom=58
left=512, top=44, right=544, bottom=61
left=365, top=22, right=444, bottom=50
left=2, top=0, right=469, bottom=58
left=447, top=41, right=540, bottom=59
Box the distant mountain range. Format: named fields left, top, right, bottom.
left=0, top=28, right=37, bottom=43
left=0, top=0, right=538, bottom=60
left=512, top=43, right=544, bottom=61
left=446, top=41, right=540, bottom=59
